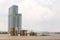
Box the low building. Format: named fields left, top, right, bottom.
left=29, top=32, right=37, bottom=36
left=10, top=27, right=18, bottom=36
left=20, top=30, right=27, bottom=36
left=40, top=32, right=49, bottom=36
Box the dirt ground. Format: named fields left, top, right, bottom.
left=0, top=34, right=60, bottom=40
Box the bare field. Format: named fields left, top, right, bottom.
left=0, top=34, right=60, bottom=40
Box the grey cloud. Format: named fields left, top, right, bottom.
left=0, top=0, right=60, bottom=32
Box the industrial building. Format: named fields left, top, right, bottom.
left=8, top=5, right=22, bottom=35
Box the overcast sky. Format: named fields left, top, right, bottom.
left=0, top=0, right=60, bottom=32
